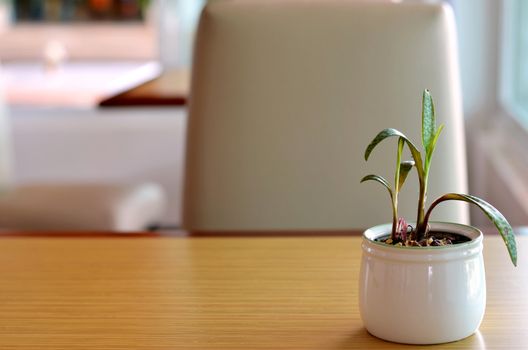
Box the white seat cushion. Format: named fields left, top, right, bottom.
left=0, top=182, right=166, bottom=231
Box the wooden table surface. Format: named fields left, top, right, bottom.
left=99, top=68, right=189, bottom=107
left=0, top=232, right=525, bottom=349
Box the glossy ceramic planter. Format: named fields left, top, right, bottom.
left=359, top=222, right=485, bottom=344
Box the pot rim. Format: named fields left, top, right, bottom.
left=363, top=221, right=483, bottom=251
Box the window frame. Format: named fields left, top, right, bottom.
left=499, top=0, right=528, bottom=131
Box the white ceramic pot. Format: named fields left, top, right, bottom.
left=359, top=222, right=485, bottom=345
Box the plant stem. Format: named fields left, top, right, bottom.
left=423, top=197, right=438, bottom=230
left=391, top=199, right=397, bottom=241
left=414, top=165, right=429, bottom=241
left=392, top=138, right=404, bottom=240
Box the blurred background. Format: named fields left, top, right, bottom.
left=0, top=0, right=524, bottom=230
left=0, top=0, right=203, bottom=106
left=0, top=0, right=204, bottom=230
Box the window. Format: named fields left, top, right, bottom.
left=501, top=0, right=528, bottom=128
left=0, top=0, right=155, bottom=61
left=13, top=0, right=147, bottom=23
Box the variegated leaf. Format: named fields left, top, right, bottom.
left=427, top=193, right=517, bottom=266
left=422, top=89, right=436, bottom=155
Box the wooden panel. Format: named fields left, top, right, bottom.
left=0, top=235, right=525, bottom=349
left=99, top=69, right=189, bottom=107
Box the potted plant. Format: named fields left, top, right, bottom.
left=359, top=90, right=517, bottom=345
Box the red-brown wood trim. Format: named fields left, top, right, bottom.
left=0, top=231, right=187, bottom=238
left=99, top=95, right=187, bottom=107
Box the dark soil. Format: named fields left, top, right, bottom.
left=375, top=231, right=471, bottom=247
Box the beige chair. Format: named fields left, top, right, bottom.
left=183, top=0, right=469, bottom=231
left=0, top=83, right=166, bottom=232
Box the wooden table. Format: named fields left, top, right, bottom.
left=99, top=69, right=189, bottom=107
left=0, top=232, right=525, bottom=349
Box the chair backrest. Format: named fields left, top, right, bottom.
left=183, top=0, right=468, bottom=231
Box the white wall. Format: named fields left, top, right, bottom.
left=157, top=0, right=205, bottom=69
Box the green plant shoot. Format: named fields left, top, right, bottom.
left=361, top=89, right=517, bottom=266
left=361, top=138, right=414, bottom=240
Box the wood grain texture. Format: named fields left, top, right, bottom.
left=0, top=235, right=525, bottom=349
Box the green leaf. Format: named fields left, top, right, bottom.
left=426, top=193, right=517, bottom=266
left=426, top=124, right=444, bottom=161
left=422, top=89, right=436, bottom=155
left=365, top=128, right=404, bottom=161
left=364, top=128, right=424, bottom=178
left=360, top=174, right=393, bottom=197
left=398, top=161, right=415, bottom=190
left=394, top=138, right=405, bottom=192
